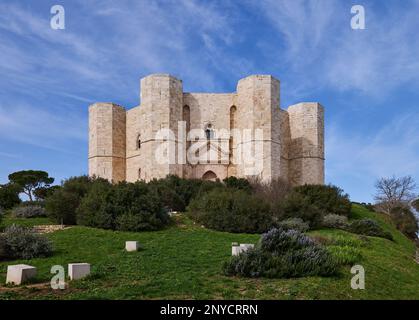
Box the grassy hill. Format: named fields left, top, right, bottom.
left=0, top=204, right=418, bottom=300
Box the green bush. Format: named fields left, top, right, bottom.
left=276, top=192, right=326, bottom=228
left=277, top=218, right=309, bottom=232
left=223, top=228, right=338, bottom=278
left=348, top=219, right=393, bottom=240
left=223, top=177, right=252, bottom=192
left=0, top=225, right=53, bottom=260
left=321, top=214, right=348, bottom=229
left=390, top=206, right=419, bottom=239
left=294, top=184, right=352, bottom=217
left=0, top=236, right=6, bottom=260
left=326, top=245, right=362, bottom=265
left=12, top=205, right=47, bottom=218
left=77, top=181, right=170, bottom=231
left=45, top=189, right=81, bottom=225
left=187, top=189, right=273, bottom=233
left=0, top=183, right=21, bottom=210
left=45, top=176, right=107, bottom=225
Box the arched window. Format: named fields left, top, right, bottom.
left=229, top=106, right=237, bottom=161
left=136, top=134, right=141, bottom=150
left=138, top=168, right=141, bottom=180
left=205, top=123, right=214, bottom=140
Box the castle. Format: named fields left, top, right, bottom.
left=88, top=74, right=324, bottom=185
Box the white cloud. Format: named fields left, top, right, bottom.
left=254, top=0, right=419, bottom=97
left=0, top=103, right=86, bottom=153
left=326, top=111, right=419, bottom=200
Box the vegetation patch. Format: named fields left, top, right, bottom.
left=223, top=228, right=338, bottom=278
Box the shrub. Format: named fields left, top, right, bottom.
left=223, top=177, right=252, bottom=192
left=321, top=214, right=348, bottom=229
left=326, top=245, right=362, bottom=265
left=0, top=236, right=6, bottom=260
left=0, top=225, right=53, bottom=260
left=12, top=205, right=46, bottom=218
left=77, top=181, right=170, bottom=231
left=223, top=228, right=338, bottom=278
left=0, top=183, right=21, bottom=210
left=293, top=184, right=352, bottom=217
left=45, top=189, right=81, bottom=225
left=275, top=192, right=326, bottom=228
left=45, top=176, right=106, bottom=225
left=250, top=177, right=291, bottom=204
left=187, top=189, right=273, bottom=233
left=348, top=219, right=393, bottom=240
left=277, top=218, right=309, bottom=232
left=390, top=206, right=419, bottom=239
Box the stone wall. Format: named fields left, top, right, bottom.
left=88, top=74, right=325, bottom=186
left=88, top=103, right=126, bottom=182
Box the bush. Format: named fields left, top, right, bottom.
left=321, top=214, right=348, bottom=229
left=390, top=206, right=419, bottom=239
left=77, top=181, right=170, bottom=231
left=277, top=218, right=309, bottom=232
left=250, top=178, right=291, bottom=204
left=45, top=189, right=81, bottom=225
left=348, top=219, right=393, bottom=240
left=223, top=177, right=252, bottom=192
left=275, top=192, right=326, bottom=228
left=0, top=183, right=21, bottom=210
left=12, top=205, right=47, bottom=218
left=45, top=176, right=106, bottom=225
left=293, top=184, right=352, bottom=217
left=187, top=189, right=273, bottom=233
left=223, top=228, right=338, bottom=278
left=326, top=245, right=362, bottom=265
left=0, top=225, right=53, bottom=260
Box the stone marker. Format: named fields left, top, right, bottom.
left=125, top=241, right=139, bottom=252
left=232, top=243, right=255, bottom=256
left=232, top=243, right=241, bottom=256
left=68, top=263, right=90, bottom=280
left=6, top=264, right=37, bottom=285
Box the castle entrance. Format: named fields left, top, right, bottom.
left=202, top=171, right=217, bottom=181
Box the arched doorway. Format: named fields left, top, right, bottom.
left=202, top=170, right=217, bottom=181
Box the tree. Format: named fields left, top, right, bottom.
left=390, top=206, right=419, bottom=239
left=0, top=183, right=21, bottom=209
left=8, top=170, right=54, bottom=202
left=374, top=176, right=417, bottom=214
left=33, top=185, right=61, bottom=200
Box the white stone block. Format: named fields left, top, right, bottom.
left=125, top=241, right=139, bottom=252
left=240, top=243, right=255, bottom=251
left=68, top=263, right=90, bottom=280
left=232, top=245, right=241, bottom=256
left=6, top=264, right=37, bottom=285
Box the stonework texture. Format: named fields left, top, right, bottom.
left=89, top=74, right=325, bottom=186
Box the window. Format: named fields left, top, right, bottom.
left=137, top=135, right=141, bottom=150
left=205, top=124, right=214, bottom=140
left=138, top=168, right=141, bottom=179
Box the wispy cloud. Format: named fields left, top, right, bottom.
left=254, top=0, right=419, bottom=97
left=0, top=103, right=86, bottom=153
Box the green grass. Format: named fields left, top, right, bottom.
left=1, top=215, right=53, bottom=229
left=0, top=205, right=418, bottom=300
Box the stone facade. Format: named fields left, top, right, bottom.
left=88, top=74, right=324, bottom=185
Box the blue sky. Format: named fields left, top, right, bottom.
left=1, top=0, right=419, bottom=202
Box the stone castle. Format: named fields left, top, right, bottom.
left=88, top=74, right=324, bottom=185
